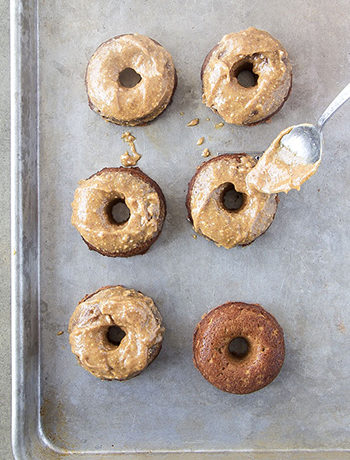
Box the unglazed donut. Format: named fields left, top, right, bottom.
left=71, top=167, right=166, bottom=257
left=193, top=302, right=285, bottom=394
left=86, top=34, right=177, bottom=126
left=201, top=27, right=292, bottom=125
left=186, top=154, right=278, bottom=248
left=69, top=285, right=165, bottom=380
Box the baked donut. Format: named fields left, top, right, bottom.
left=69, top=285, right=165, bottom=380
left=86, top=34, right=177, bottom=126
left=71, top=167, right=166, bottom=257
left=186, top=154, right=278, bottom=248
left=193, top=302, right=285, bottom=394
left=201, top=27, right=292, bottom=125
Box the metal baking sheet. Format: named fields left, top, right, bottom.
left=11, top=0, right=350, bottom=458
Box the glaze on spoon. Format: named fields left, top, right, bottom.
left=246, top=82, right=350, bottom=194
left=246, top=125, right=321, bottom=194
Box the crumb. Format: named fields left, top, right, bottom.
left=197, top=137, right=204, bottom=146
left=187, top=118, right=199, bottom=127
left=317, top=189, right=320, bottom=192
left=202, top=148, right=211, bottom=158
left=215, top=122, right=224, bottom=129
left=121, top=131, right=136, bottom=142
left=192, top=234, right=197, bottom=239
left=179, top=111, right=184, bottom=116
left=13, top=249, right=16, bottom=255
left=206, top=117, right=210, bottom=121
left=121, top=150, right=141, bottom=166
left=121, top=131, right=141, bottom=166
left=337, top=322, right=346, bottom=334
left=57, top=330, right=64, bottom=336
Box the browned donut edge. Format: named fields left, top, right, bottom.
left=193, top=302, right=285, bottom=394
left=200, top=41, right=293, bottom=126
left=85, top=34, right=178, bottom=126
left=69, top=285, right=163, bottom=381
left=185, top=153, right=279, bottom=247
left=81, top=167, right=166, bottom=257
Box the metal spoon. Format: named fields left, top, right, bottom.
left=280, top=82, right=350, bottom=164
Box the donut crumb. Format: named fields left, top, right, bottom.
left=215, top=122, right=224, bottom=129
left=197, top=137, right=205, bottom=146
left=202, top=148, right=211, bottom=158
left=192, top=234, right=197, bottom=239
left=57, top=330, right=64, bottom=336
left=187, top=118, right=199, bottom=127
left=337, top=322, right=346, bottom=333
left=121, top=131, right=141, bottom=166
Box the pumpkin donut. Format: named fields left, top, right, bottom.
left=69, top=285, right=165, bottom=380
left=86, top=34, right=177, bottom=126
left=193, top=302, right=285, bottom=394
left=201, top=27, right=292, bottom=125
left=186, top=154, right=278, bottom=248
left=71, top=167, right=166, bottom=257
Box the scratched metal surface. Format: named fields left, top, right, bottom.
left=12, top=0, right=350, bottom=458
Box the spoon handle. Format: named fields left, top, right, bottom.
left=317, top=82, right=350, bottom=130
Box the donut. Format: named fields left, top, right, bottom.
left=69, top=285, right=165, bottom=380
left=201, top=27, right=292, bottom=125
left=85, top=34, right=177, bottom=126
left=71, top=167, right=166, bottom=257
left=193, top=302, right=285, bottom=394
left=186, top=154, right=278, bottom=248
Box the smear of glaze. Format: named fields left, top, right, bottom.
left=120, top=131, right=141, bottom=166
left=246, top=125, right=321, bottom=194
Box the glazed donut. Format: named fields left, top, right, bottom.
left=71, top=167, right=166, bottom=257
left=186, top=154, right=278, bottom=248
left=69, top=285, right=165, bottom=380
left=201, top=27, right=292, bottom=125
left=86, top=34, right=177, bottom=126
left=193, top=302, right=285, bottom=394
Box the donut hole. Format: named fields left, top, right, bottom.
left=228, top=337, right=250, bottom=359
left=232, top=61, right=258, bottom=88
left=107, top=199, right=130, bottom=225
left=118, top=67, right=142, bottom=88
left=221, top=183, right=245, bottom=212
left=107, top=326, right=126, bottom=347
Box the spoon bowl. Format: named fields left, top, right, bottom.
left=279, top=82, right=350, bottom=167
left=246, top=82, right=350, bottom=194
left=279, top=123, right=322, bottom=165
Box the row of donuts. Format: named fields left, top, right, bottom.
left=71, top=153, right=277, bottom=257
left=69, top=285, right=285, bottom=394
left=86, top=27, right=292, bottom=127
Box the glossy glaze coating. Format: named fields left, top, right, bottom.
left=201, top=27, right=292, bottom=125
left=86, top=34, right=177, bottom=126
left=187, top=154, right=278, bottom=248
left=69, top=286, right=165, bottom=380
left=71, top=167, right=166, bottom=257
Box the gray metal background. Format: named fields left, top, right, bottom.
left=12, top=0, right=350, bottom=458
